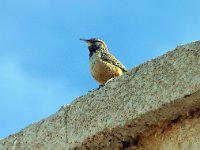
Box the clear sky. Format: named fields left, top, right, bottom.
left=0, top=0, right=200, bottom=139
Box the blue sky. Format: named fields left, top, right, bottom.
left=0, top=0, right=200, bottom=139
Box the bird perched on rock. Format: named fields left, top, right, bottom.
left=80, top=38, right=127, bottom=85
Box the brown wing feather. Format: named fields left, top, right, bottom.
left=101, top=51, right=128, bottom=72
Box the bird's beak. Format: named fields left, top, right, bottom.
left=80, top=38, right=92, bottom=46
left=80, top=38, right=89, bottom=42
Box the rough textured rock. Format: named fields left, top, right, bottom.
left=0, top=40, right=200, bottom=150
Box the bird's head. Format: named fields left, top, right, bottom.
left=80, top=38, right=107, bottom=55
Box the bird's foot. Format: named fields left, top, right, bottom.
left=98, top=84, right=105, bottom=89
left=88, top=84, right=105, bottom=92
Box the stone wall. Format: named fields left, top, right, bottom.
left=1, top=41, right=200, bottom=150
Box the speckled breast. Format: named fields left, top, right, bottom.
left=90, top=53, right=123, bottom=84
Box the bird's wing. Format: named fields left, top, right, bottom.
left=101, top=52, right=128, bottom=72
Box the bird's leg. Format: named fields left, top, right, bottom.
left=105, top=77, right=114, bottom=84
left=88, top=78, right=115, bottom=92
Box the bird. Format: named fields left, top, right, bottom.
left=80, top=38, right=128, bottom=85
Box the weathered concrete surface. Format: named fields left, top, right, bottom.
left=137, top=110, right=200, bottom=150
left=0, top=40, right=200, bottom=150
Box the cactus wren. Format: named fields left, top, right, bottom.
left=80, top=38, right=127, bottom=84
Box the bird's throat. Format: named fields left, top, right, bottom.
left=89, top=45, right=98, bottom=57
